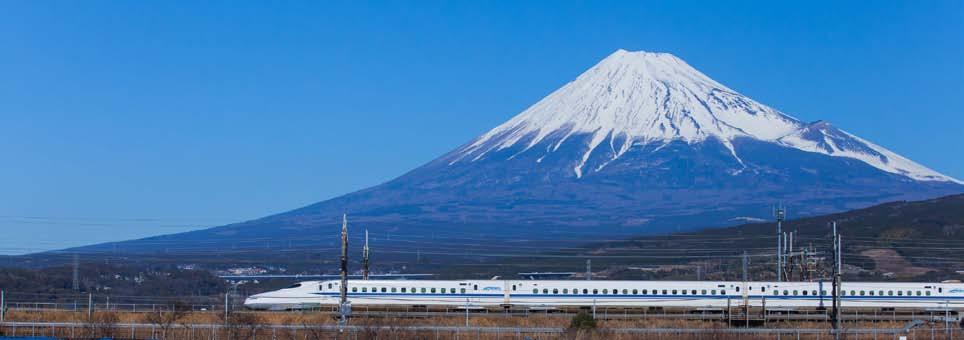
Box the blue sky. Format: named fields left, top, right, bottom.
left=1, top=1, right=961, bottom=254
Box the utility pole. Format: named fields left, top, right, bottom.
left=339, top=214, right=351, bottom=328
left=830, top=222, right=841, bottom=340
left=742, top=251, right=749, bottom=327
left=223, top=292, right=229, bottom=323
left=72, top=254, right=80, bottom=291
left=362, top=229, right=370, bottom=280
left=586, top=259, right=591, bottom=281
left=774, top=206, right=785, bottom=282
left=742, top=251, right=749, bottom=282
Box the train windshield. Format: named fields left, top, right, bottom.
left=286, top=283, right=302, bottom=289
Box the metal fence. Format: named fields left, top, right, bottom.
left=0, top=321, right=960, bottom=340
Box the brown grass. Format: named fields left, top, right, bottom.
left=0, top=310, right=959, bottom=340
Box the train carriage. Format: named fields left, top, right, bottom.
left=244, top=279, right=964, bottom=311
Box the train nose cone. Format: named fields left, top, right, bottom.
left=243, top=294, right=267, bottom=310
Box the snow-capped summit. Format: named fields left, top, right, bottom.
left=100, top=49, right=963, bottom=254
left=453, top=50, right=959, bottom=183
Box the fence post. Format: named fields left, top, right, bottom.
left=1, top=289, right=5, bottom=323
left=87, top=293, right=92, bottom=320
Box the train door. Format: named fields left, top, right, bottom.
left=503, top=280, right=510, bottom=306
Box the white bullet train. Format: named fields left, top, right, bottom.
left=244, top=279, right=964, bottom=311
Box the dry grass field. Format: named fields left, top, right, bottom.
left=2, top=309, right=960, bottom=340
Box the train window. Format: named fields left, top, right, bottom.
left=868, top=291, right=874, bottom=296
left=681, top=290, right=686, bottom=295
left=926, top=291, right=931, bottom=296
left=720, top=290, right=726, bottom=295
left=642, top=289, right=648, bottom=294
left=859, top=291, right=865, bottom=296
left=878, top=290, right=884, bottom=296
left=602, top=289, right=608, bottom=294
left=692, top=290, right=697, bottom=295
left=451, top=288, right=457, bottom=293
left=563, top=289, right=569, bottom=294
left=672, top=289, right=678, bottom=295
left=401, top=288, right=406, bottom=293
left=888, top=291, right=893, bottom=296
left=821, top=290, right=827, bottom=295
left=850, top=290, right=855, bottom=296
left=474, top=285, right=478, bottom=291
left=735, top=287, right=740, bottom=292
left=916, top=291, right=921, bottom=296
left=761, top=287, right=766, bottom=292
left=430, top=288, right=436, bottom=293
left=553, top=289, right=559, bottom=294
left=352, top=287, right=358, bottom=292
left=593, top=289, right=599, bottom=294
left=906, top=291, right=911, bottom=296
left=532, top=289, right=538, bottom=294
left=712, top=290, right=717, bottom=295
left=662, top=290, right=668, bottom=295
left=461, top=288, right=466, bottom=294
left=783, top=290, right=789, bottom=295
left=584, top=289, right=589, bottom=294
left=802, top=290, right=808, bottom=296
left=543, top=289, right=549, bottom=294
left=411, top=287, right=416, bottom=293
left=938, top=288, right=942, bottom=293
left=633, top=289, right=638, bottom=294
left=772, top=291, right=778, bottom=296
left=612, top=289, right=617, bottom=295
left=512, top=285, right=516, bottom=291
left=391, top=288, right=397, bottom=293
left=328, top=283, right=333, bottom=289
left=793, top=290, right=798, bottom=296
left=897, top=291, right=902, bottom=296
left=421, top=288, right=426, bottom=293
left=812, top=290, right=817, bottom=296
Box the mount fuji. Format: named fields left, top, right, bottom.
left=91, top=50, right=962, bottom=252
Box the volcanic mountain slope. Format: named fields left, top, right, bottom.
left=90, top=50, right=962, bottom=253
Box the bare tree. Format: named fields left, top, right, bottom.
left=220, top=312, right=263, bottom=340
left=144, top=301, right=189, bottom=339
left=84, top=311, right=119, bottom=339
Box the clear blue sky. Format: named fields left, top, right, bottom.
left=1, top=1, right=961, bottom=254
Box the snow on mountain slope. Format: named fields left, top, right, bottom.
left=777, top=121, right=958, bottom=183
left=452, top=49, right=959, bottom=183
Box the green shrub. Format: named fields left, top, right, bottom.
left=569, top=311, right=597, bottom=330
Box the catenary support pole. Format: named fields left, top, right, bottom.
left=586, top=259, right=591, bottom=280
left=775, top=206, right=785, bottom=282
left=362, top=229, right=370, bottom=280
left=87, top=293, right=92, bottom=321
left=339, top=213, right=351, bottom=329
left=224, top=291, right=229, bottom=324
